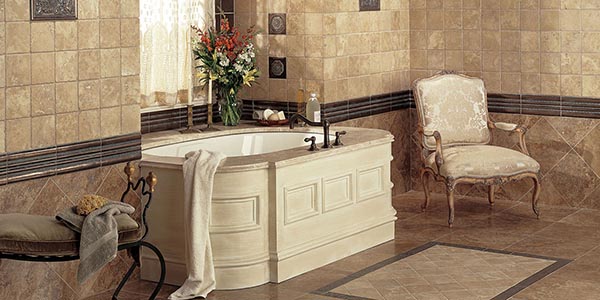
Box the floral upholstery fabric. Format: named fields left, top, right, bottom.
left=415, top=74, right=490, bottom=150
left=426, top=145, right=540, bottom=179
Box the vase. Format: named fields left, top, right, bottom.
left=217, top=88, right=242, bottom=126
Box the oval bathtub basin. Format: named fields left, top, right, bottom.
left=140, top=127, right=397, bottom=290
left=143, top=132, right=328, bottom=157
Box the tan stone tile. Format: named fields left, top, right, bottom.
left=121, top=0, right=139, bottom=18
left=31, top=115, right=56, bottom=148
left=101, top=78, right=121, bottom=107
left=79, top=50, right=101, bottom=80
left=55, top=51, right=78, bottom=82
left=120, top=18, right=139, bottom=47
left=78, top=20, right=100, bottom=49
left=101, top=106, right=121, bottom=137
left=79, top=109, right=101, bottom=140
left=100, top=49, right=121, bottom=78
left=0, top=56, right=5, bottom=88
left=6, top=86, right=30, bottom=119
left=55, top=21, right=78, bottom=51
left=5, top=0, right=30, bottom=21
left=56, top=82, right=79, bottom=113
left=6, top=117, right=31, bottom=152
left=31, top=52, right=55, bottom=84
left=100, top=0, right=120, bottom=18
left=31, top=84, right=55, bottom=116
left=121, top=47, right=140, bottom=76
left=31, top=22, right=55, bottom=52
left=78, top=0, right=99, bottom=19
left=56, top=112, right=79, bottom=144
left=79, top=80, right=100, bottom=110
left=5, top=53, right=31, bottom=86
left=121, top=104, right=141, bottom=134
left=100, top=19, right=121, bottom=48
left=121, top=75, right=140, bottom=104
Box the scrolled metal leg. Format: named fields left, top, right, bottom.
left=488, top=186, right=495, bottom=209
left=112, top=260, right=138, bottom=300
left=140, top=241, right=166, bottom=300
left=532, top=176, right=541, bottom=219
left=446, top=187, right=455, bottom=228
left=421, top=169, right=431, bottom=212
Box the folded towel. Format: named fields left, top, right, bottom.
left=169, top=150, right=226, bottom=300
left=56, top=200, right=135, bottom=284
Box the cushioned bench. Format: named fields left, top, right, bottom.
left=0, top=163, right=165, bottom=300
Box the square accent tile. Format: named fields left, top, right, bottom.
left=314, top=242, right=570, bottom=300
left=269, top=57, right=287, bottom=79
left=359, top=0, right=380, bottom=12
left=269, top=13, right=286, bottom=35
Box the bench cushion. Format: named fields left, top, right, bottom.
left=0, top=213, right=140, bottom=256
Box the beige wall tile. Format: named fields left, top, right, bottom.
left=0, top=89, right=5, bottom=120
left=31, top=53, right=55, bottom=84
left=0, top=56, right=5, bottom=88
left=31, top=84, right=55, bottom=116
left=6, top=86, right=30, bottom=119
left=78, top=109, right=101, bottom=140
left=56, top=82, right=79, bottom=113
left=120, top=0, right=140, bottom=18
left=121, top=76, right=140, bottom=104
left=6, top=22, right=30, bottom=54
left=101, top=49, right=121, bottom=78
left=100, top=19, right=121, bottom=48
left=31, top=22, right=55, bottom=52
left=0, top=121, right=5, bottom=153
left=79, top=80, right=100, bottom=110
left=6, top=54, right=31, bottom=86
left=55, top=51, right=78, bottom=82
left=56, top=112, right=79, bottom=144
left=101, top=78, right=121, bottom=107
left=100, top=0, right=121, bottom=18
left=121, top=104, right=140, bottom=133
left=120, top=19, right=139, bottom=47
left=5, top=0, right=30, bottom=21
left=55, top=22, right=78, bottom=51
left=78, top=0, right=100, bottom=19
left=100, top=106, right=121, bottom=137
left=6, top=118, right=31, bottom=152
left=79, top=50, right=101, bottom=80
left=120, top=47, right=140, bottom=76
left=0, top=24, right=5, bottom=55
left=31, top=115, right=55, bottom=148
left=78, top=20, right=100, bottom=49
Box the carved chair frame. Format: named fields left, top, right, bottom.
left=412, top=71, right=540, bottom=227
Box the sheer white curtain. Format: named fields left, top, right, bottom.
left=140, top=0, right=214, bottom=108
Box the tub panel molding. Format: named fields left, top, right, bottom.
left=322, top=172, right=355, bottom=213
left=283, top=180, right=321, bottom=225
left=357, top=164, right=386, bottom=202
left=210, top=196, right=261, bottom=233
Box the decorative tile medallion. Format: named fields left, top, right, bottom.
left=359, top=0, right=380, bottom=11
left=269, top=57, right=287, bottom=79
left=269, top=13, right=287, bottom=35
left=30, top=0, right=77, bottom=20
left=314, top=242, right=570, bottom=300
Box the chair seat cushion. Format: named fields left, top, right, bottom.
left=0, top=213, right=140, bottom=256
left=426, top=145, right=540, bottom=179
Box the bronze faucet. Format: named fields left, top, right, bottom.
left=289, top=114, right=331, bottom=148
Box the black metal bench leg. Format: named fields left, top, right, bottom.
left=112, top=261, right=138, bottom=300
left=141, top=241, right=166, bottom=300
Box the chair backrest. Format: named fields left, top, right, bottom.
left=413, top=73, right=490, bottom=151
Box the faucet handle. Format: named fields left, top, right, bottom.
left=304, top=136, right=319, bottom=151
left=333, top=131, right=347, bottom=146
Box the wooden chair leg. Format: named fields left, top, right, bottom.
left=421, top=169, right=431, bottom=211
left=446, top=187, right=455, bottom=228
left=532, top=176, right=541, bottom=219
left=488, top=186, right=495, bottom=208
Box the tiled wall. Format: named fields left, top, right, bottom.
left=407, top=0, right=600, bottom=209
left=409, top=0, right=600, bottom=97
left=236, top=0, right=412, bottom=103
left=1, top=0, right=141, bottom=153
left=0, top=0, right=143, bottom=297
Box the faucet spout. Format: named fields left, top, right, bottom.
left=289, top=113, right=331, bottom=148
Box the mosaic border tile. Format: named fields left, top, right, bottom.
left=0, top=133, right=141, bottom=185
left=313, top=242, right=571, bottom=300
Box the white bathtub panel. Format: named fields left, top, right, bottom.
left=283, top=180, right=321, bottom=225
left=322, top=172, right=354, bottom=213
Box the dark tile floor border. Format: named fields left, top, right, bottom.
left=313, top=241, right=571, bottom=300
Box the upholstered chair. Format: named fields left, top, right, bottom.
left=412, top=72, right=541, bottom=227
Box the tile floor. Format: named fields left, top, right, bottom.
left=87, top=191, right=600, bottom=299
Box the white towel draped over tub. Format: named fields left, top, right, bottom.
left=169, top=150, right=226, bottom=300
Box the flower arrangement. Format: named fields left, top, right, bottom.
left=192, top=18, right=259, bottom=126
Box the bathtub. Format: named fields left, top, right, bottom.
left=140, top=126, right=396, bottom=289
